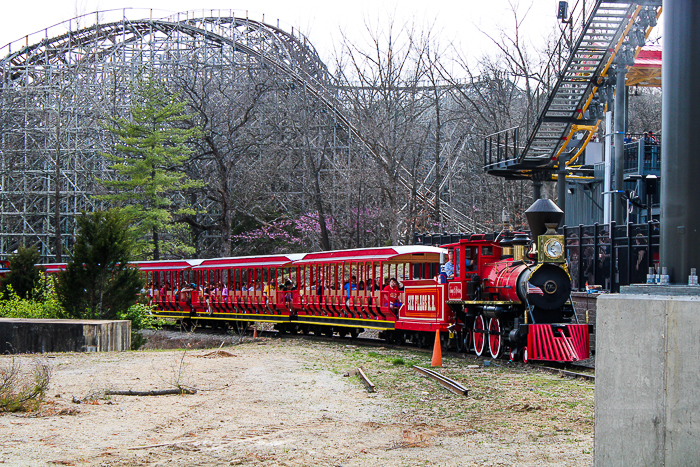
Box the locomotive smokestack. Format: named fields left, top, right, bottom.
left=525, top=199, right=564, bottom=241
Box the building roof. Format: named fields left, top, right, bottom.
left=627, top=45, right=661, bottom=87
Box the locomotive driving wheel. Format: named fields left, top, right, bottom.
left=455, top=331, right=465, bottom=353
left=473, top=315, right=486, bottom=356
left=463, top=327, right=472, bottom=353
left=488, top=318, right=503, bottom=359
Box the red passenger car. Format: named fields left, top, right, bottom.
left=284, top=246, right=446, bottom=342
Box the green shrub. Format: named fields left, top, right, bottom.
left=0, top=274, right=64, bottom=319
left=117, top=303, right=162, bottom=350
left=57, top=210, right=143, bottom=320
left=0, top=245, right=42, bottom=300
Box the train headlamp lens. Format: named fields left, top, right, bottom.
left=545, top=239, right=563, bottom=258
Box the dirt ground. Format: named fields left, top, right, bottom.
left=0, top=330, right=594, bottom=466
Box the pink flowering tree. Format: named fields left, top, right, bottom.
left=231, top=219, right=303, bottom=255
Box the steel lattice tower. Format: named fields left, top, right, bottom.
left=1, top=9, right=487, bottom=261
left=0, top=9, right=354, bottom=260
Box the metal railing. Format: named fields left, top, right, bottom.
left=623, top=138, right=661, bottom=174
left=483, top=0, right=600, bottom=170
left=563, top=220, right=659, bottom=293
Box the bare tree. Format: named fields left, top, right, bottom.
left=627, top=87, right=661, bottom=134
left=335, top=17, right=434, bottom=242
left=178, top=63, right=274, bottom=257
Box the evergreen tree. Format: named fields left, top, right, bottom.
left=0, top=246, right=42, bottom=300
left=57, top=210, right=143, bottom=320
left=99, top=77, right=201, bottom=260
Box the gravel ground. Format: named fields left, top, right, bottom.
left=0, top=330, right=594, bottom=466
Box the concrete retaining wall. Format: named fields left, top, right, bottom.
left=0, top=319, right=131, bottom=353
left=595, top=294, right=700, bottom=466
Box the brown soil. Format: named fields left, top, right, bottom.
left=0, top=330, right=594, bottom=466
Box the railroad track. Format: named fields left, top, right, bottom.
left=158, top=322, right=595, bottom=381
left=533, top=362, right=595, bottom=381
left=413, top=366, right=469, bottom=396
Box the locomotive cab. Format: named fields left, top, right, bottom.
left=441, top=235, right=499, bottom=302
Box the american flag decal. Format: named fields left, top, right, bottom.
left=527, top=282, right=544, bottom=295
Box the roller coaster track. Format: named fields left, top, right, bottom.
left=483, top=0, right=661, bottom=180
left=1, top=10, right=483, bottom=237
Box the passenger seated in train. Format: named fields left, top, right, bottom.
left=180, top=283, right=196, bottom=293
left=180, top=283, right=196, bottom=307
left=383, top=277, right=402, bottom=313
left=283, top=278, right=294, bottom=305
left=443, top=250, right=455, bottom=280
left=159, top=282, right=171, bottom=296
left=264, top=279, right=277, bottom=296
left=344, top=275, right=358, bottom=298
left=437, top=265, right=448, bottom=284
left=144, top=282, right=154, bottom=304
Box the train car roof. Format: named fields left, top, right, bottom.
left=193, top=253, right=306, bottom=269
left=38, top=263, right=67, bottom=273
left=292, top=246, right=447, bottom=265
left=132, top=259, right=204, bottom=271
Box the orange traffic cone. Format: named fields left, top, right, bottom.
left=253, top=326, right=258, bottom=340
left=431, top=329, right=442, bottom=367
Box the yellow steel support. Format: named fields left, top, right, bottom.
left=554, top=6, right=663, bottom=176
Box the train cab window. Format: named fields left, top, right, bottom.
left=481, top=246, right=493, bottom=257
left=455, top=248, right=461, bottom=278
left=464, top=247, right=475, bottom=271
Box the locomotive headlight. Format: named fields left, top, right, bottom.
left=544, top=239, right=563, bottom=259
left=537, top=234, right=566, bottom=263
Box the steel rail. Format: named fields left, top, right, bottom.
left=412, top=366, right=469, bottom=396
left=357, top=367, right=376, bottom=393
left=535, top=364, right=595, bottom=381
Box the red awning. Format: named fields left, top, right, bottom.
left=132, top=259, right=203, bottom=271
left=627, top=45, right=661, bottom=87
left=292, top=246, right=446, bottom=265
left=193, top=254, right=305, bottom=270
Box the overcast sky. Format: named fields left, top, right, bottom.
left=0, top=0, right=561, bottom=67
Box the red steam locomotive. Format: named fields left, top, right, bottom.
left=36, top=200, right=589, bottom=363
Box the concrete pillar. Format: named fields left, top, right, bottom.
left=595, top=292, right=700, bottom=466
left=661, top=0, right=700, bottom=282
left=613, top=66, right=626, bottom=225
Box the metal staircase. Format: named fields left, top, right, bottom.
left=483, top=0, right=661, bottom=179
